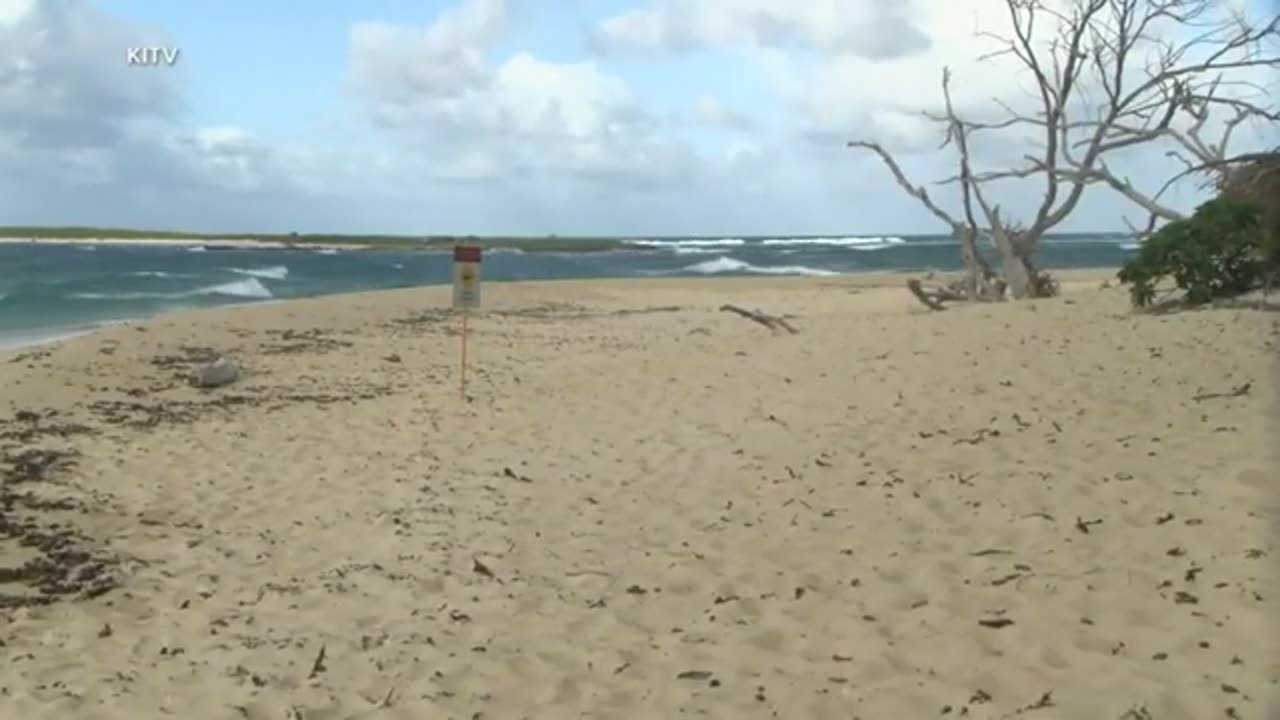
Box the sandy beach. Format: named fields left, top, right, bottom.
left=0, top=273, right=1274, bottom=719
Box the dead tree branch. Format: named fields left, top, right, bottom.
left=719, top=304, right=799, bottom=334
left=844, top=139, right=966, bottom=233
left=851, top=67, right=1055, bottom=300
left=851, top=0, right=1278, bottom=298
left=966, top=0, right=1279, bottom=235
left=849, top=70, right=1005, bottom=308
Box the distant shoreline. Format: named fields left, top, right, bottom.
left=0, top=236, right=368, bottom=250
left=0, top=235, right=654, bottom=253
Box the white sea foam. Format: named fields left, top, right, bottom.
left=630, top=238, right=747, bottom=249
left=71, top=291, right=157, bottom=300
left=631, top=236, right=907, bottom=253
left=193, top=278, right=274, bottom=298
left=229, top=265, right=289, bottom=280
left=680, top=256, right=840, bottom=277
left=72, top=277, right=274, bottom=301
left=760, top=236, right=905, bottom=250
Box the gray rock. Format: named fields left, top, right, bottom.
left=190, top=356, right=241, bottom=388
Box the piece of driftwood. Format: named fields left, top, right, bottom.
left=906, top=278, right=969, bottom=311
left=1191, top=382, right=1252, bottom=402
left=719, top=304, right=799, bottom=334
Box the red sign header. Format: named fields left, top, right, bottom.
left=453, top=245, right=482, bottom=263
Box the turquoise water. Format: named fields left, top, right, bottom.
left=0, top=234, right=1137, bottom=349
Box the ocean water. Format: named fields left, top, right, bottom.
left=0, top=234, right=1137, bottom=349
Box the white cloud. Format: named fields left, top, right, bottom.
left=345, top=0, right=506, bottom=113
left=0, top=0, right=35, bottom=28
left=692, top=95, right=756, bottom=132
left=0, top=0, right=1274, bottom=235
left=0, top=0, right=182, bottom=150
left=597, top=0, right=1278, bottom=227
left=590, top=0, right=931, bottom=59
left=347, top=14, right=697, bottom=191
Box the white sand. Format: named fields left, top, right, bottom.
left=0, top=274, right=1275, bottom=719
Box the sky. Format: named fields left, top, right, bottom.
left=0, top=0, right=1275, bottom=236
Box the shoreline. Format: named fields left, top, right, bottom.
left=0, top=235, right=662, bottom=253
left=0, top=317, right=150, bottom=353
left=0, top=326, right=107, bottom=353
left=0, top=270, right=1121, bottom=355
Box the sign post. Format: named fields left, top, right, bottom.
left=452, top=245, right=482, bottom=400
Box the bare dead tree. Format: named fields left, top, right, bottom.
left=850, top=0, right=1279, bottom=302
left=849, top=70, right=1007, bottom=307
left=966, top=0, right=1280, bottom=236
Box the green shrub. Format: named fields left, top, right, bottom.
left=1117, top=198, right=1267, bottom=307
left=1261, top=218, right=1280, bottom=290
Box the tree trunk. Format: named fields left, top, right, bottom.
left=956, top=226, right=1001, bottom=299
left=989, top=226, right=1037, bottom=299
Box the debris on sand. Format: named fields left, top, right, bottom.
left=190, top=356, right=242, bottom=388
left=0, top=442, right=119, bottom=608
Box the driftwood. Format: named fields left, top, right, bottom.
left=906, top=278, right=980, bottom=311
left=719, top=304, right=799, bottom=334
left=1191, top=382, right=1252, bottom=402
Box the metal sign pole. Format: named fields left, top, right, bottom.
left=452, top=245, right=482, bottom=400
left=460, top=311, right=468, bottom=399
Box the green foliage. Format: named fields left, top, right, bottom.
left=1117, top=198, right=1268, bottom=307
left=1261, top=215, right=1280, bottom=285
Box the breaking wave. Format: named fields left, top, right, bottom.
left=630, top=238, right=746, bottom=250
left=229, top=265, right=289, bottom=280
left=760, top=236, right=905, bottom=250
left=632, top=236, right=906, bottom=252
left=71, top=277, right=274, bottom=301
left=127, top=270, right=199, bottom=278
left=678, top=257, right=840, bottom=277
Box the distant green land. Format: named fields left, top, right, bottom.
left=0, top=226, right=647, bottom=253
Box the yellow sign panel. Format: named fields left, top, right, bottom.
left=453, top=261, right=481, bottom=309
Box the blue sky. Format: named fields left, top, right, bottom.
left=96, top=0, right=460, bottom=143
left=92, top=0, right=773, bottom=150
left=0, top=0, right=1275, bottom=235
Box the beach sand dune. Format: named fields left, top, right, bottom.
left=0, top=276, right=1275, bottom=719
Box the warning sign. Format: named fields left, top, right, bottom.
left=452, top=245, right=482, bottom=309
